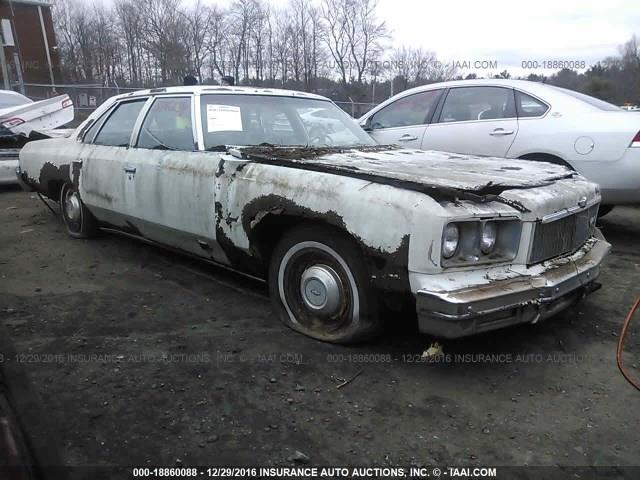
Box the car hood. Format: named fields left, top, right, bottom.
left=239, top=146, right=578, bottom=212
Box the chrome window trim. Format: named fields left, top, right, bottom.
left=194, top=92, right=205, bottom=151
left=130, top=97, right=155, bottom=147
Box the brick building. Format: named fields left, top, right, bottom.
left=0, top=0, right=61, bottom=94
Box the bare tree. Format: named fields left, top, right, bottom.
left=227, top=0, right=262, bottom=83
left=182, top=0, right=210, bottom=83
left=115, top=0, right=144, bottom=84
left=345, top=0, right=387, bottom=84
left=204, top=6, right=228, bottom=79
left=50, top=0, right=639, bottom=105
left=321, top=0, right=351, bottom=87
left=272, top=8, right=293, bottom=84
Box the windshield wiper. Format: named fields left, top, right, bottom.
left=152, top=144, right=176, bottom=151
left=206, top=145, right=228, bottom=152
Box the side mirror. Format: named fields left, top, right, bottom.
left=360, top=116, right=373, bottom=132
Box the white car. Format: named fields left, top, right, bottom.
left=17, top=86, right=609, bottom=342
left=360, top=79, right=640, bottom=214
left=0, top=90, right=74, bottom=185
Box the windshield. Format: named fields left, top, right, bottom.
left=0, top=91, right=32, bottom=109
left=200, top=94, right=375, bottom=149
left=550, top=86, right=621, bottom=111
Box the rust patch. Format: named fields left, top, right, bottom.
left=35, top=162, right=71, bottom=199
left=240, top=194, right=412, bottom=294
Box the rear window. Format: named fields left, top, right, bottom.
left=550, top=86, right=621, bottom=111
left=515, top=91, right=549, bottom=118
left=199, top=94, right=374, bottom=150
left=93, top=99, right=146, bottom=147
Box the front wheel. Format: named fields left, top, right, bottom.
left=268, top=226, right=381, bottom=343
left=60, top=183, right=97, bottom=238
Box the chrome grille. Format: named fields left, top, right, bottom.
left=529, top=204, right=598, bottom=264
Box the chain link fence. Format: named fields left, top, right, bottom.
left=22, top=83, right=378, bottom=126
left=24, top=83, right=141, bottom=126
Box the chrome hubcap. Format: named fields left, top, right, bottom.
left=300, top=265, right=343, bottom=317
left=65, top=191, right=81, bottom=222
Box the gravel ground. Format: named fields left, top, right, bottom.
left=0, top=185, right=639, bottom=476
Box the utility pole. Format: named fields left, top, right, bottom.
left=0, top=47, right=9, bottom=90
left=37, top=5, right=55, bottom=93
left=13, top=52, right=24, bottom=94
left=0, top=26, right=10, bottom=90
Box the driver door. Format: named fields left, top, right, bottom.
left=363, top=89, right=443, bottom=148
left=79, top=98, right=147, bottom=225
left=123, top=94, right=226, bottom=261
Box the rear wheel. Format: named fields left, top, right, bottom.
left=60, top=183, right=97, bottom=238
left=268, top=226, right=381, bottom=343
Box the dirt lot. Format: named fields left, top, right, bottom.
left=1, top=185, right=639, bottom=475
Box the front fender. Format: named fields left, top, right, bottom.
left=215, top=158, right=441, bottom=292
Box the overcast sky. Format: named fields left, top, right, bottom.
left=189, top=0, right=638, bottom=75
left=375, top=0, right=638, bottom=75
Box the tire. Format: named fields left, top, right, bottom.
left=59, top=183, right=97, bottom=238
left=268, top=225, right=381, bottom=344
left=597, top=205, right=614, bottom=218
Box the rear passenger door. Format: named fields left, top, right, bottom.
left=79, top=98, right=147, bottom=225
left=423, top=86, right=519, bottom=157
left=364, top=90, right=443, bottom=148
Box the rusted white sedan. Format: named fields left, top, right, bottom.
left=17, top=86, right=610, bottom=342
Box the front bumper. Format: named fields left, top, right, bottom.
left=415, top=231, right=610, bottom=338
left=0, top=157, right=19, bottom=186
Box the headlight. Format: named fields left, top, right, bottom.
left=442, top=223, right=459, bottom=258
left=441, top=219, right=521, bottom=267
left=480, top=222, right=497, bottom=254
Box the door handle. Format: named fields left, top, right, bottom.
left=489, top=129, right=514, bottom=136
left=123, top=166, right=136, bottom=174
left=398, top=134, right=418, bottom=142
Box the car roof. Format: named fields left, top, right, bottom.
left=112, top=85, right=330, bottom=102
left=390, top=79, right=557, bottom=98
left=359, top=79, right=596, bottom=120
left=74, top=86, right=336, bottom=139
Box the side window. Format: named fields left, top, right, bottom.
left=93, top=99, right=146, bottom=147
left=370, top=90, right=442, bottom=129
left=137, top=97, right=195, bottom=151
left=516, top=91, right=549, bottom=118
left=439, top=87, right=515, bottom=123
left=81, top=118, right=103, bottom=143
left=81, top=107, right=114, bottom=143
